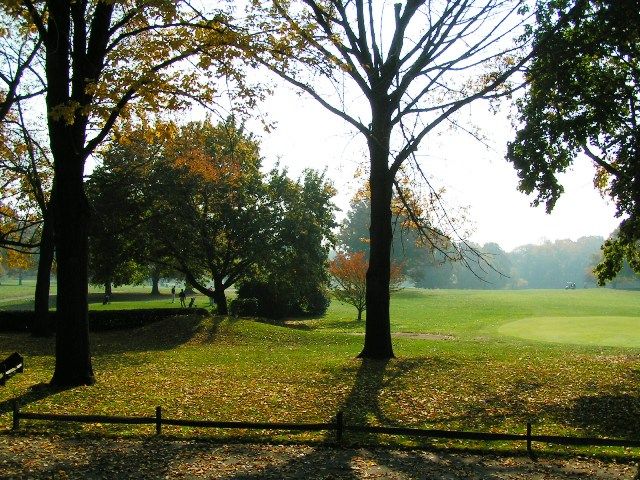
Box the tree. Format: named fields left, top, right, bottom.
left=239, top=168, right=337, bottom=318
left=337, top=189, right=463, bottom=288
left=251, top=0, right=552, bottom=358
left=506, top=0, right=640, bottom=285
left=330, top=251, right=404, bottom=322
left=5, top=248, right=36, bottom=284
left=7, top=0, right=256, bottom=387
left=86, top=147, right=152, bottom=297
left=143, top=118, right=277, bottom=314
left=1, top=2, right=56, bottom=336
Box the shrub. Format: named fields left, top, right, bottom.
left=235, top=280, right=330, bottom=319
left=236, top=280, right=292, bottom=319
left=228, top=298, right=259, bottom=317
left=302, top=287, right=330, bottom=316
left=0, top=308, right=209, bottom=332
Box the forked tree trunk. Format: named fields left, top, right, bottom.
left=46, top=1, right=94, bottom=386
left=32, top=207, right=55, bottom=337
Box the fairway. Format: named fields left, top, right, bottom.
left=499, top=316, right=640, bottom=348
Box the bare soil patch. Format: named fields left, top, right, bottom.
left=343, top=331, right=456, bottom=340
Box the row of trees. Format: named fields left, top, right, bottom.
left=336, top=197, right=640, bottom=289
left=87, top=118, right=336, bottom=316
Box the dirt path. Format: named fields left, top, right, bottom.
left=0, top=434, right=637, bottom=479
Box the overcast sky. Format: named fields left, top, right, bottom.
left=253, top=86, right=620, bottom=252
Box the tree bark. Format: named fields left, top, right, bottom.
left=47, top=0, right=94, bottom=387
left=104, top=281, right=112, bottom=296
left=32, top=206, right=55, bottom=337
left=213, top=277, right=228, bottom=315
left=50, top=149, right=94, bottom=386
left=359, top=99, right=395, bottom=359
left=150, top=270, right=160, bottom=295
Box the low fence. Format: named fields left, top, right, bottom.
left=11, top=403, right=640, bottom=458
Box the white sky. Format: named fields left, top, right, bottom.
left=252, top=86, right=620, bottom=253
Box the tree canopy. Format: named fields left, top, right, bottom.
left=507, top=0, right=640, bottom=285
left=89, top=118, right=337, bottom=316
left=1, top=0, right=261, bottom=386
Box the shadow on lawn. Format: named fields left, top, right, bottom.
left=90, top=315, right=207, bottom=355
left=548, top=392, right=640, bottom=440
left=0, top=382, right=66, bottom=415
left=3, top=436, right=638, bottom=480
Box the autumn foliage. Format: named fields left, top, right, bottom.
left=330, top=251, right=404, bottom=321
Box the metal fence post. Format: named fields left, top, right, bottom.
left=155, top=406, right=162, bottom=435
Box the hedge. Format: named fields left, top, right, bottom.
left=0, top=308, right=209, bottom=332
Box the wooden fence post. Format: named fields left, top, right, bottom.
left=155, top=406, right=162, bottom=435
left=12, top=401, right=19, bottom=430
left=527, top=422, right=537, bottom=460
left=336, top=411, right=344, bottom=443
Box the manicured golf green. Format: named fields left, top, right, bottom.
left=499, top=316, right=640, bottom=348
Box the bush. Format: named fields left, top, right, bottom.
left=235, top=280, right=330, bottom=319
left=228, top=298, right=259, bottom=317
left=236, top=280, right=292, bottom=319
left=0, top=308, right=209, bottom=332
left=302, top=287, right=330, bottom=316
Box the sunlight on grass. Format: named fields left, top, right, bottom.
left=1, top=287, right=639, bottom=454
left=499, top=316, right=640, bottom=348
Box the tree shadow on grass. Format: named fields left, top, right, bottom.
left=86, top=314, right=208, bottom=356
left=546, top=392, right=640, bottom=440
left=425, top=377, right=545, bottom=430
left=0, top=382, right=68, bottom=415
left=0, top=314, right=212, bottom=359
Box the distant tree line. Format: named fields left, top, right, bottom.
left=337, top=199, right=640, bottom=290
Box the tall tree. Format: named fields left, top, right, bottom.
left=146, top=119, right=275, bottom=314
left=9, top=0, right=254, bottom=386
left=251, top=0, right=557, bottom=358
left=245, top=167, right=337, bottom=317
left=507, top=0, right=639, bottom=285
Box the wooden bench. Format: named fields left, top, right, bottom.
left=0, top=352, right=24, bottom=386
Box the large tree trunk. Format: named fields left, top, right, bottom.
left=32, top=206, right=55, bottom=337
left=50, top=148, right=94, bottom=387
left=150, top=269, right=160, bottom=295
left=359, top=103, right=394, bottom=359
left=213, top=277, right=228, bottom=315
left=47, top=0, right=94, bottom=387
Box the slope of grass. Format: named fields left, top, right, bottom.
left=0, top=287, right=639, bottom=455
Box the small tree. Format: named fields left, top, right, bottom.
left=330, top=251, right=404, bottom=322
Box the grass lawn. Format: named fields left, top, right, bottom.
left=0, top=287, right=639, bottom=456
